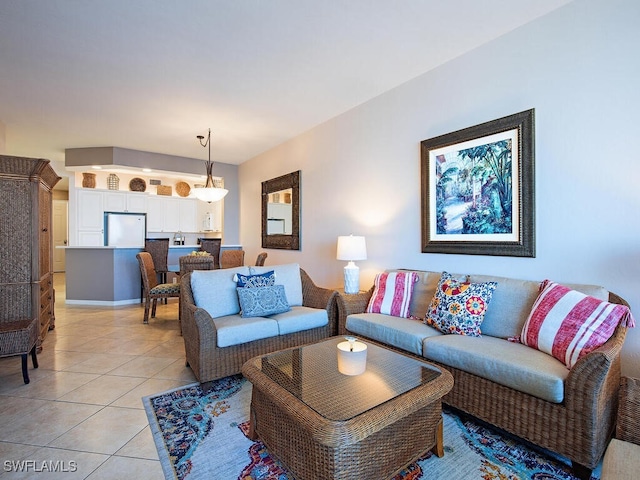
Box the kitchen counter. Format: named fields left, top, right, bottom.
left=63, top=244, right=243, bottom=305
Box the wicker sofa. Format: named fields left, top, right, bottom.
left=181, top=263, right=337, bottom=383
left=337, top=269, right=632, bottom=479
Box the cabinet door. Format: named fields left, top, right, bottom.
left=126, top=193, right=147, bottom=213
left=146, top=196, right=164, bottom=231
left=163, top=198, right=181, bottom=232
left=179, top=199, right=197, bottom=232
left=77, top=190, right=103, bottom=230
left=104, top=192, right=126, bottom=212
left=78, top=230, right=104, bottom=246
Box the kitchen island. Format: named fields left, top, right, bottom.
left=62, top=244, right=242, bottom=305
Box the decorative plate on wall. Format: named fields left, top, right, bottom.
left=175, top=181, right=191, bottom=197
left=129, top=177, right=147, bottom=192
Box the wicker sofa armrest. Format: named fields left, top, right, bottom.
left=564, top=291, right=630, bottom=413
left=616, top=377, right=640, bottom=444
left=300, top=268, right=338, bottom=335
left=336, top=287, right=374, bottom=335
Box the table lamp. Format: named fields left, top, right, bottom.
left=337, top=235, right=367, bottom=294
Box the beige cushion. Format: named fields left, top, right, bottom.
left=602, top=438, right=640, bottom=479
left=469, top=274, right=609, bottom=339
left=346, top=312, right=442, bottom=356
left=423, top=335, right=569, bottom=403
left=468, top=275, right=541, bottom=338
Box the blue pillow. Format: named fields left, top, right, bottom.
left=236, top=270, right=276, bottom=288
left=237, top=285, right=290, bottom=318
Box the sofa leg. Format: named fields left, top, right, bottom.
left=571, top=461, right=592, bottom=480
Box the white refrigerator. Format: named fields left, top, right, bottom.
left=105, top=212, right=146, bottom=247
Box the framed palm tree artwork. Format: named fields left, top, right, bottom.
left=421, top=109, right=535, bottom=257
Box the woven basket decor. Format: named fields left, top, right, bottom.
left=157, top=185, right=172, bottom=196
left=129, top=177, right=146, bottom=192
left=82, top=172, right=96, bottom=188
left=175, top=181, right=190, bottom=197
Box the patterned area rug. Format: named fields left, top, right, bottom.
left=142, top=375, right=601, bottom=480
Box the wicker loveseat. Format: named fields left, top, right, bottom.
left=181, top=263, right=337, bottom=383
left=337, top=269, right=633, bottom=479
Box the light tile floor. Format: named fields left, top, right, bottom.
left=0, top=274, right=194, bottom=479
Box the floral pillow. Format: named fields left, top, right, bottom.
left=425, top=272, right=497, bottom=336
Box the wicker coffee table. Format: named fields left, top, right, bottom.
left=241, top=337, right=454, bottom=480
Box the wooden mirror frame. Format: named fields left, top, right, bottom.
left=262, top=170, right=300, bottom=250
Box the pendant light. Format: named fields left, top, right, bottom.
left=193, top=128, right=228, bottom=203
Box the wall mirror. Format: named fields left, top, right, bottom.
left=262, top=170, right=300, bottom=250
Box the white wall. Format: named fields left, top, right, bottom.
left=239, top=0, right=640, bottom=376
left=0, top=120, right=5, bottom=153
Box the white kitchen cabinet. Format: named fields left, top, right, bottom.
left=147, top=196, right=195, bottom=232
left=77, top=190, right=104, bottom=246
left=178, top=198, right=197, bottom=232
left=77, top=190, right=104, bottom=231
left=104, top=191, right=148, bottom=213
left=126, top=193, right=148, bottom=213
left=78, top=231, right=104, bottom=246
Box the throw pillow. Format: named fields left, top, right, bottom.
left=366, top=271, right=419, bottom=318
left=237, top=285, right=291, bottom=318
left=425, top=272, right=497, bottom=336
left=235, top=270, right=276, bottom=288
left=520, top=280, right=635, bottom=369
left=250, top=263, right=303, bottom=306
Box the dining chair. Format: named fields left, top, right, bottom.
left=199, top=238, right=222, bottom=269
left=144, top=238, right=170, bottom=283
left=143, top=238, right=170, bottom=304
left=220, top=249, right=245, bottom=268
left=179, top=255, right=215, bottom=276
left=136, top=252, right=180, bottom=325
left=255, top=252, right=268, bottom=266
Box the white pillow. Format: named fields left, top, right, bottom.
left=191, top=267, right=250, bottom=318
left=250, top=263, right=303, bottom=306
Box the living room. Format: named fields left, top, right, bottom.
left=1, top=0, right=639, bottom=478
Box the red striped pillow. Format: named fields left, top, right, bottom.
left=366, top=272, right=419, bottom=318
left=521, top=280, right=635, bottom=368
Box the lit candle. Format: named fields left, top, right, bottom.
left=337, top=338, right=367, bottom=375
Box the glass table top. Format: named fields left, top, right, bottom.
left=255, top=337, right=441, bottom=421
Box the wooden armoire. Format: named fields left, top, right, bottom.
left=0, top=155, right=60, bottom=346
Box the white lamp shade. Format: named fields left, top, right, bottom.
left=336, top=235, right=367, bottom=261
left=192, top=186, right=228, bottom=203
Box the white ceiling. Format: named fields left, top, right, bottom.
left=0, top=0, right=572, bottom=170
